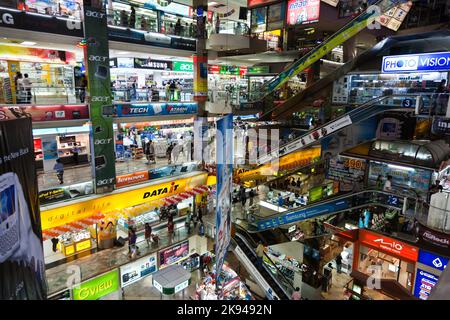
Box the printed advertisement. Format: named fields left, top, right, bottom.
left=286, top=0, right=320, bottom=25
left=267, top=2, right=286, bottom=30
left=376, top=111, right=417, bottom=140
left=0, top=105, right=89, bottom=122
left=414, top=268, right=439, bottom=300
left=120, top=253, right=158, bottom=287
left=72, top=269, right=119, bottom=300
left=0, top=44, right=77, bottom=64
left=321, top=117, right=377, bottom=158
left=431, top=117, right=450, bottom=136
left=159, top=241, right=189, bottom=268
left=215, top=115, right=233, bottom=280
left=39, top=181, right=94, bottom=205
left=326, top=156, right=366, bottom=192
left=377, top=1, right=412, bottom=31
left=114, top=103, right=198, bottom=117
left=82, top=1, right=116, bottom=191
left=367, top=160, right=432, bottom=195
left=251, top=6, right=267, bottom=33
left=0, top=117, right=47, bottom=299
left=193, top=54, right=208, bottom=101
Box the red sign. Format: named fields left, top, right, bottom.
left=116, top=171, right=149, bottom=188
left=286, top=0, right=321, bottom=25
left=248, top=0, right=279, bottom=8
left=359, top=230, right=419, bottom=262
left=0, top=104, right=89, bottom=122
left=208, top=65, right=220, bottom=74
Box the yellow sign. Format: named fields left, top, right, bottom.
left=237, top=147, right=321, bottom=182
left=65, top=244, right=75, bottom=256
left=41, top=173, right=208, bottom=230
left=76, top=239, right=92, bottom=252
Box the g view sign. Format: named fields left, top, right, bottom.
left=382, top=52, right=450, bottom=73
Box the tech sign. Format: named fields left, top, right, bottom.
left=359, top=230, right=419, bottom=262
left=382, top=51, right=450, bottom=73
left=114, top=103, right=197, bottom=117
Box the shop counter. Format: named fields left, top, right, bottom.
left=58, top=238, right=92, bottom=257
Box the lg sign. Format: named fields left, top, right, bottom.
left=382, top=51, right=450, bottom=73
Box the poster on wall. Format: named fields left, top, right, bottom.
left=326, top=156, right=366, bottom=192
left=159, top=241, right=189, bottom=268
left=39, top=181, right=94, bottom=205
left=267, top=2, right=286, bottom=30
left=376, top=112, right=417, bottom=140
left=286, top=0, right=321, bottom=26
left=120, top=253, right=157, bottom=287
left=368, top=161, right=432, bottom=195
left=82, top=0, right=116, bottom=191
left=215, top=114, right=233, bottom=283
left=251, top=6, right=267, bottom=33
left=0, top=105, right=89, bottom=122
left=0, top=117, right=47, bottom=299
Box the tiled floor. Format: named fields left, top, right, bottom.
left=37, top=153, right=193, bottom=190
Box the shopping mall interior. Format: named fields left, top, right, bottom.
left=0, top=0, right=449, bottom=304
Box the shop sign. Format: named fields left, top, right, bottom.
left=208, top=65, right=220, bottom=74
left=72, top=269, right=119, bottom=300
left=247, top=66, right=270, bottom=74
left=159, top=241, right=189, bottom=268
left=326, top=156, right=366, bottom=192
left=114, top=103, right=197, bottom=117
left=286, top=0, right=320, bottom=26
left=173, top=61, right=194, bottom=72
left=416, top=222, right=450, bottom=252
left=134, top=58, right=172, bottom=70
left=382, top=52, right=450, bottom=73
left=251, top=6, right=267, bottom=33
left=418, top=250, right=448, bottom=272
left=153, top=279, right=163, bottom=293
left=256, top=198, right=350, bottom=230
left=40, top=173, right=208, bottom=230
left=120, top=253, right=158, bottom=288
left=39, top=181, right=94, bottom=206
left=0, top=104, right=89, bottom=122
left=359, top=230, right=419, bottom=261
left=431, top=117, right=450, bottom=136
left=414, top=268, right=439, bottom=300
left=267, top=2, right=286, bottom=31
left=116, top=171, right=149, bottom=188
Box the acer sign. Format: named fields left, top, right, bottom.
left=359, top=230, right=419, bottom=262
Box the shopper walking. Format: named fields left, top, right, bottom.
left=129, top=6, right=136, bottom=29
left=185, top=207, right=192, bottom=234
left=22, top=73, right=32, bottom=103
left=335, top=254, right=343, bottom=274
left=166, top=142, right=174, bottom=164
left=383, top=175, right=393, bottom=192
left=145, top=139, right=155, bottom=164
left=71, top=145, right=81, bottom=165
left=144, top=223, right=152, bottom=247
left=175, top=18, right=182, bottom=35
left=128, top=226, right=137, bottom=257
left=53, top=158, right=64, bottom=184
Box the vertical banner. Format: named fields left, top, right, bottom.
left=193, top=116, right=209, bottom=164
left=41, top=136, right=58, bottom=173
left=193, top=54, right=208, bottom=102
left=83, top=1, right=116, bottom=192
left=215, top=115, right=233, bottom=287
left=0, top=118, right=47, bottom=299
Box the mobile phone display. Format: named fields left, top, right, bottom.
left=0, top=172, right=20, bottom=262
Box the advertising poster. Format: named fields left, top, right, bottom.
left=72, top=269, right=119, bottom=300
left=39, top=181, right=94, bottom=205
left=114, top=103, right=198, bottom=117
left=159, top=241, right=189, bottom=268
left=120, top=253, right=158, bottom=287
left=267, top=2, right=286, bottom=30
left=286, top=0, right=320, bottom=26
left=376, top=111, right=416, bottom=140
left=0, top=105, right=89, bottom=122
left=215, top=115, right=233, bottom=281
left=82, top=1, right=116, bottom=191
left=173, top=61, right=194, bottom=72
left=193, top=54, right=208, bottom=101
left=326, top=156, right=366, bottom=192
left=431, top=117, right=450, bottom=136
left=414, top=268, right=439, bottom=300
left=377, top=1, right=412, bottom=31
left=367, top=160, right=432, bottom=195
left=251, top=6, right=267, bottom=33
left=321, top=117, right=377, bottom=158
left=0, top=117, right=47, bottom=299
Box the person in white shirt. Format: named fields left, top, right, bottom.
left=383, top=175, right=392, bottom=192
left=171, top=142, right=183, bottom=164
left=22, top=73, right=32, bottom=103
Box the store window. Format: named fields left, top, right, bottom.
left=357, top=245, right=414, bottom=292
left=20, top=0, right=82, bottom=19
left=110, top=2, right=159, bottom=32
left=160, top=13, right=195, bottom=37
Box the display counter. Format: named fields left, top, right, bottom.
left=57, top=230, right=93, bottom=256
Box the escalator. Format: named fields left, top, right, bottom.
left=255, top=93, right=424, bottom=166
left=244, top=0, right=407, bottom=110
left=246, top=189, right=419, bottom=232
left=232, top=225, right=295, bottom=300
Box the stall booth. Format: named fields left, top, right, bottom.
left=72, top=269, right=121, bottom=300
left=152, top=265, right=192, bottom=299
left=0, top=45, right=77, bottom=104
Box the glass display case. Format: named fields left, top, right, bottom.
left=57, top=229, right=92, bottom=256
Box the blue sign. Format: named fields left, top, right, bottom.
left=256, top=199, right=350, bottom=230
left=114, top=103, right=197, bottom=117
left=382, top=51, right=450, bottom=73
left=418, top=250, right=448, bottom=272
left=414, top=268, right=439, bottom=300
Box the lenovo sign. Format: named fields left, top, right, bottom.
left=359, top=230, right=419, bottom=261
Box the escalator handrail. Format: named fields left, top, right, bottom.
left=258, top=93, right=422, bottom=164
left=251, top=188, right=420, bottom=220
left=253, top=0, right=401, bottom=101
left=234, top=233, right=293, bottom=299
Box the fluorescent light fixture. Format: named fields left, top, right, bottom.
left=387, top=164, right=415, bottom=172
left=247, top=58, right=261, bottom=61
left=20, top=41, right=36, bottom=46
left=117, top=51, right=130, bottom=55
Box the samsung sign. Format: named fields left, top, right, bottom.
left=382, top=52, right=450, bottom=73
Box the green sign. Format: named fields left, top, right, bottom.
left=309, top=186, right=323, bottom=202
left=247, top=66, right=270, bottom=74
left=173, top=61, right=194, bottom=72
left=72, top=269, right=119, bottom=300
left=83, top=2, right=116, bottom=191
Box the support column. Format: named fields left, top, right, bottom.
left=82, top=0, right=116, bottom=193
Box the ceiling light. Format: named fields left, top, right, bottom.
left=20, top=41, right=36, bottom=46
left=247, top=58, right=261, bottom=61
left=208, top=2, right=218, bottom=5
